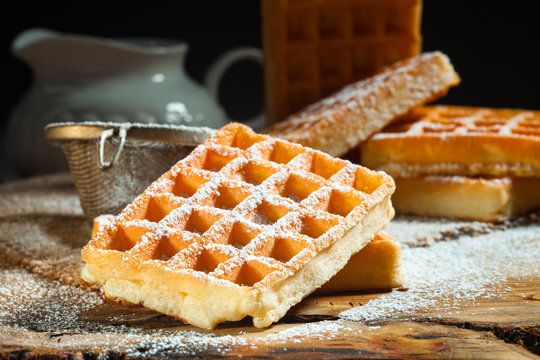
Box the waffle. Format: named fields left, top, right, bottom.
left=92, top=216, right=405, bottom=293
left=268, top=52, right=460, bottom=157
left=81, top=123, right=395, bottom=329
left=317, top=231, right=405, bottom=293
left=361, top=106, right=540, bottom=178
left=392, top=176, right=540, bottom=221
left=262, top=0, right=422, bottom=125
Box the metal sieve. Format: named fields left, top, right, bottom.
left=45, top=122, right=214, bottom=221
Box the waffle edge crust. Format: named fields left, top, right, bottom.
left=81, top=123, right=395, bottom=329
left=268, top=52, right=460, bottom=157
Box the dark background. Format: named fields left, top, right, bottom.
left=2, top=1, right=539, bottom=180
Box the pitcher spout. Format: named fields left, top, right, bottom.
left=12, top=28, right=61, bottom=54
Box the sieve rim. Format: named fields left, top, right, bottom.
left=45, top=121, right=215, bottom=146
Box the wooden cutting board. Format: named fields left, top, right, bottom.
left=1, top=174, right=539, bottom=359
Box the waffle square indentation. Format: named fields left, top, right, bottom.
left=150, top=232, right=192, bottom=261
left=326, top=189, right=366, bottom=217
left=287, top=7, right=316, bottom=43
left=211, top=182, right=251, bottom=210
left=230, top=259, right=280, bottom=287
left=183, top=146, right=241, bottom=172
left=352, top=5, right=379, bottom=36
left=257, top=140, right=306, bottom=165
left=212, top=126, right=267, bottom=149
left=171, top=169, right=211, bottom=198
left=266, top=236, right=310, bottom=264
left=108, top=223, right=151, bottom=252
left=296, top=213, right=339, bottom=239
left=192, top=246, right=235, bottom=274
left=185, top=209, right=224, bottom=235
left=222, top=221, right=262, bottom=249
left=319, top=7, right=350, bottom=39
left=251, top=200, right=291, bottom=226
left=165, top=207, right=225, bottom=236
left=276, top=172, right=324, bottom=203
left=145, top=195, right=179, bottom=223
left=319, top=46, right=352, bottom=85
left=287, top=48, right=317, bottom=83
left=308, top=152, right=348, bottom=180
left=232, top=160, right=280, bottom=185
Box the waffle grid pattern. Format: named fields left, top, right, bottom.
left=361, top=106, right=540, bottom=178
left=87, top=123, right=394, bottom=290
left=383, top=106, right=540, bottom=138
left=262, top=0, right=422, bottom=124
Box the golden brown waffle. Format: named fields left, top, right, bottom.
left=361, top=106, right=540, bottom=178
left=81, top=123, right=395, bottom=329
left=92, top=216, right=405, bottom=294
left=262, top=0, right=422, bottom=125
left=392, top=176, right=540, bottom=221
left=317, top=231, right=405, bottom=293
left=268, top=52, right=460, bottom=157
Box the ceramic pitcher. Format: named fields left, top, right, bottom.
left=6, top=28, right=263, bottom=176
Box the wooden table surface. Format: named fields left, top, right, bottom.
left=1, top=174, right=539, bottom=359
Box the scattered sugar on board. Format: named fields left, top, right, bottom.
left=0, top=266, right=357, bottom=356
left=0, top=173, right=81, bottom=218
left=2, top=175, right=540, bottom=356
left=3, top=223, right=538, bottom=356
left=387, top=212, right=538, bottom=248
left=0, top=269, right=103, bottom=330
left=340, top=225, right=540, bottom=323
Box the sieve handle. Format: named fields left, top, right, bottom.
left=98, top=127, right=127, bottom=169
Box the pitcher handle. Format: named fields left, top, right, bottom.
left=204, top=47, right=265, bottom=131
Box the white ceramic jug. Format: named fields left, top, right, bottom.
left=6, top=28, right=263, bottom=176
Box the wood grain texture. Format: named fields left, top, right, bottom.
left=1, top=174, right=539, bottom=359
left=1, top=321, right=538, bottom=359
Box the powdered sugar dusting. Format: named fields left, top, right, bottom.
left=0, top=267, right=358, bottom=356
left=340, top=225, right=540, bottom=323
left=1, top=173, right=539, bottom=356
left=387, top=212, right=539, bottom=248
left=255, top=320, right=355, bottom=344
left=0, top=269, right=103, bottom=331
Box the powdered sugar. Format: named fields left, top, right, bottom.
left=340, top=225, right=540, bottom=322
left=386, top=212, right=539, bottom=248
left=2, top=173, right=539, bottom=355
left=0, top=267, right=356, bottom=356
left=256, top=320, right=354, bottom=344
left=2, top=216, right=539, bottom=355
left=0, top=269, right=103, bottom=331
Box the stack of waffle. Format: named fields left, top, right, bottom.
left=361, top=106, right=540, bottom=221
left=83, top=52, right=458, bottom=328
left=81, top=2, right=439, bottom=330
left=270, top=51, right=539, bottom=221
left=81, top=46, right=537, bottom=329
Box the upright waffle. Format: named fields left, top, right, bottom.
left=361, top=106, right=540, bottom=178
left=81, top=123, right=395, bottom=329
left=262, top=0, right=422, bottom=125
left=268, top=52, right=460, bottom=157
